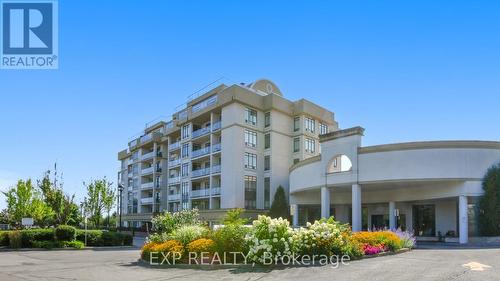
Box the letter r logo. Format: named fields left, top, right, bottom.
left=2, top=2, right=53, bottom=54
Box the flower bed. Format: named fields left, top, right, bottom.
left=141, top=210, right=415, bottom=266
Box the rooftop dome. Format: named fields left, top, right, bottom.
left=247, top=79, right=283, bottom=96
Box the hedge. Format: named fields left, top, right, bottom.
left=0, top=229, right=132, bottom=248
left=55, top=225, right=76, bottom=241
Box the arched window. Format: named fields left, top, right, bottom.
left=328, top=154, right=353, bottom=173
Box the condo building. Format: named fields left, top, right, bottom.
left=117, top=79, right=337, bottom=227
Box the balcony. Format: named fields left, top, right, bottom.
left=211, top=165, right=221, bottom=174
left=141, top=182, right=154, bottom=189
left=141, top=197, right=153, bottom=204
left=169, top=141, right=180, bottom=150
left=169, top=193, right=181, bottom=201
left=191, top=146, right=210, bottom=158
left=212, top=121, right=221, bottom=131
left=211, top=187, right=221, bottom=196
left=141, top=166, right=154, bottom=175
left=169, top=176, right=181, bottom=185
left=190, top=189, right=210, bottom=198
left=191, top=167, right=210, bottom=178
left=141, top=151, right=155, bottom=161
left=169, top=158, right=181, bottom=167
left=212, top=143, right=221, bottom=153
left=192, top=127, right=211, bottom=139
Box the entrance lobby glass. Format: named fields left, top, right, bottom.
left=413, top=204, right=436, bottom=236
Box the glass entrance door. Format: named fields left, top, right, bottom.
left=413, top=204, right=436, bottom=236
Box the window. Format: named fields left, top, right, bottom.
left=181, top=143, right=189, bottom=158
left=293, top=137, right=300, bottom=152
left=264, top=133, right=270, bottom=149
left=244, top=175, right=257, bottom=209
left=264, top=177, right=270, bottom=209
left=305, top=138, right=315, bottom=153
left=181, top=163, right=189, bottom=177
left=244, top=129, right=257, bottom=148
left=305, top=117, right=315, bottom=133
left=264, top=112, right=271, bottom=127
left=181, top=124, right=190, bottom=139
left=293, top=117, right=300, bottom=132
left=244, top=152, right=257, bottom=169
left=245, top=108, right=257, bottom=125
left=181, top=182, right=189, bottom=208
left=293, top=158, right=300, bottom=165
left=319, top=123, right=328, bottom=135
left=264, top=155, right=270, bottom=171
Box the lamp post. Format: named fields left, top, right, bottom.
left=118, top=184, right=124, bottom=231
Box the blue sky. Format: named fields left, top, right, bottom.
left=1, top=0, right=500, bottom=209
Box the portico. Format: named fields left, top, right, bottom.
left=289, top=126, right=500, bottom=244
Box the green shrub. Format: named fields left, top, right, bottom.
left=76, top=230, right=103, bottom=246
left=32, top=240, right=60, bottom=249
left=0, top=231, right=9, bottom=247
left=8, top=231, right=22, bottom=248
left=151, top=209, right=201, bottom=235
left=63, top=240, right=84, bottom=249
left=170, top=225, right=208, bottom=246
left=21, top=229, right=55, bottom=247
left=123, top=233, right=133, bottom=246
left=75, top=230, right=132, bottom=246
left=55, top=225, right=76, bottom=241
left=212, top=225, right=249, bottom=261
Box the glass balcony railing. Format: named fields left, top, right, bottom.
left=141, top=166, right=154, bottom=175
left=212, top=143, right=221, bottom=152
left=169, top=158, right=181, bottom=167
left=168, top=193, right=181, bottom=201
left=211, top=187, right=221, bottom=195
left=192, top=127, right=211, bottom=138
left=212, top=121, right=221, bottom=131
left=141, top=182, right=154, bottom=189
left=168, top=176, right=181, bottom=184
left=211, top=165, right=221, bottom=173
left=191, top=146, right=210, bottom=158
left=191, top=167, right=210, bottom=178
left=169, top=141, right=180, bottom=150
left=190, top=189, right=210, bottom=198
left=141, top=197, right=153, bottom=204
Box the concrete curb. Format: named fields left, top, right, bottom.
left=0, top=245, right=136, bottom=252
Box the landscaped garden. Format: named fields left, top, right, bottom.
left=141, top=209, right=415, bottom=266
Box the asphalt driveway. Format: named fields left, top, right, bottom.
left=0, top=247, right=498, bottom=281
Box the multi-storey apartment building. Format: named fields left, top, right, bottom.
left=117, top=79, right=337, bottom=228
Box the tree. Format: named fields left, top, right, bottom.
left=222, top=208, right=248, bottom=226
left=38, top=168, right=81, bottom=226
left=83, top=178, right=114, bottom=228
left=269, top=186, right=290, bottom=220
left=2, top=179, right=53, bottom=227
left=478, top=163, right=500, bottom=236
left=102, top=185, right=116, bottom=229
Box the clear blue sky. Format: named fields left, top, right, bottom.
left=1, top=0, right=500, bottom=209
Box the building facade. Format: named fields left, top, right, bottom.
left=289, top=127, right=500, bottom=244
left=117, top=79, right=337, bottom=227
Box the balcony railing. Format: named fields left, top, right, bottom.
left=212, top=143, right=221, bottom=152
left=190, top=189, right=210, bottom=198
left=169, top=141, right=180, bottom=150
left=141, top=151, right=155, bottom=160
left=168, top=176, right=181, bottom=185
left=211, top=165, right=221, bottom=173
left=141, top=197, right=153, bottom=204
left=141, top=182, right=154, bottom=189
left=141, top=166, right=154, bottom=175
left=192, top=127, right=211, bottom=138
left=169, top=158, right=181, bottom=167
left=212, top=121, right=221, bottom=131
left=169, top=193, right=181, bottom=201
left=191, top=146, right=210, bottom=158
left=191, top=167, right=210, bottom=178
left=211, top=187, right=221, bottom=195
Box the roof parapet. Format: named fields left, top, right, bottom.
left=320, top=126, right=365, bottom=142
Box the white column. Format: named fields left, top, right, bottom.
left=293, top=205, right=299, bottom=226
left=352, top=184, right=361, bottom=232
left=389, top=201, right=396, bottom=230
left=459, top=195, right=469, bottom=244
left=321, top=187, right=330, bottom=218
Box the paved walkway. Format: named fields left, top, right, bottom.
left=0, top=248, right=499, bottom=280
